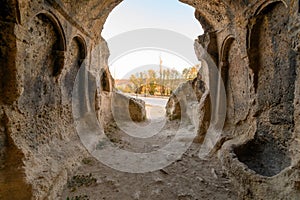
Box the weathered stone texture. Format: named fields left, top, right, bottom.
left=0, top=0, right=299, bottom=199
left=165, top=74, right=206, bottom=120
left=112, top=92, right=146, bottom=122
left=165, top=94, right=181, bottom=121
left=237, top=2, right=295, bottom=178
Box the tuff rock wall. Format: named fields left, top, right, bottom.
left=0, top=0, right=299, bottom=199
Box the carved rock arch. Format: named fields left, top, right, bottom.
left=254, top=0, right=288, bottom=16
left=100, top=69, right=111, bottom=92
left=20, top=11, right=66, bottom=114
left=73, top=35, right=87, bottom=66
left=238, top=1, right=294, bottom=177
left=220, top=35, right=235, bottom=92
left=220, top=35, right=249, bottom=126
left=219, top=36, right=235, bottom=126
left=32, top=11, right=66, bottom=76
left=63, top=35, right=87, bottom=102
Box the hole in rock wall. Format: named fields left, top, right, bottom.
left=64, top=36, right=86, bottom=100
left=237, top=2, right=296, bottom=177
left=21, top=13, right=65, bottom=114
left=101, top=70, right=110, bottom=92
left=221, top=36, right=249, bottom=126
left=234, top=134, right=291, bottom=177
left=102, top=0, right=205, bottom=123
left=221, top=37, right=235, bottom=93
left=220, top=37, right=234, bottom=124
left=34, top=14, right=65, bottom=77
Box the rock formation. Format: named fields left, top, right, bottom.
left=0, top=0, right=299, bottom=199
left=165, top=73, right=211, bottom=144
left=165, top=74, right=206, bottom=121
left=112, top=92, right=146, bottom=122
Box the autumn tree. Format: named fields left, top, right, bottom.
left=128, top=67, right=184, bottom=96
left=146, top=69, right=157, bottom=95
left=182, top=64, right=200, bottom=80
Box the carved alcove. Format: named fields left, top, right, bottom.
left=235, top=1, right=295, bottom=177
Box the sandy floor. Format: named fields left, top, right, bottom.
left=61, top=106, right=238, bottom=200
left=145, top=104, right=166, bottom=119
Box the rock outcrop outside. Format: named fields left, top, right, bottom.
left=112, top=92, right=146, bottom=122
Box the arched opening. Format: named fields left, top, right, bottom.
left=220, top=36, right=234, bottom=93
left=100, top=70, right=110, bottom=92
left=20, top=12, right=65, bottom=113
left=16, top=12, right=68, bottom=170
left=73, top=36, right=87, bottom=66
left=2, top=0, right=300, bottom=198
left=236, top=1, right=295, bottom=177
left=219, top=34, right=249, bottom=128
left=102, top=0, right=204, bottom=121
left=31, top=12, right=66, bottom=76
left=35, top=12, right=66, bottom=77
left=220, top=36, right=234, bottom=126
left=64, top=36, right=87, bottom=100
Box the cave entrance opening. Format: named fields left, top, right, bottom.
left=101, top=0, right=203, bottom=121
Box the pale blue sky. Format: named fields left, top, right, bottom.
left=101, top=0, right=203, bottom=79
left=102, top=0, right=203, bottom=39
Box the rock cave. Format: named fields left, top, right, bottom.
left=0, top=0, right=300, bottom=199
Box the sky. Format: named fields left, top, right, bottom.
left=101, top=0, right=204, bottom=79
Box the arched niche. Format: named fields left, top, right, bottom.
left=33, top=11, right=66, bottom=76
left=220, top=36, right=235, bottom=92
left=219, top=36, right=234, bottom=125
left=254, top=0, right=287, bottom=16
left=219, top=34, right=249, bottom=126
left=100, top=70, right=110, bottom=92
left=237, top=1, right=295, bottom=177
left=64, top=35, right=87, bottom=100
left=73, top=36, right=87, bottom=66
left=20, top=11, right=66, bottom=113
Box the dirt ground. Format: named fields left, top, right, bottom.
left=61, top=105, right=238, bottom=200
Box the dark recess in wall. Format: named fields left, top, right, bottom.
left=101, top=70, right=110, bottom=92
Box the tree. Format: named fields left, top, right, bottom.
left=128, top=67, right=183, bottom=96
left=159, top=56, right=163, bottom=95
left=182, top=68, right=189, bottom=80
left=147, top=69, right=157, bottom=95
left=130, top=72, right=144, bottom=94
left=129, top=74, right=139, bottom=91
left=182, top=65, right=199, bottom=80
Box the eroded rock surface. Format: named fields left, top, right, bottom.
left=165, top=72, right=211, bottom=145
left=166, top=74, right=206, bottom=120
left=0, top=0, right=299, bottom=199
left=112, top=92, right=146, bottom=122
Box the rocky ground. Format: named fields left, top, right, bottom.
left=61, top=105, right=238, bottom=200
